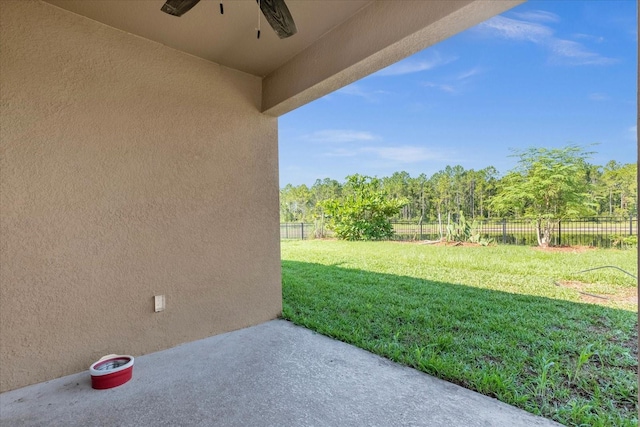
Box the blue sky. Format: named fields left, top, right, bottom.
left=278, top=0, right=637, bottom=187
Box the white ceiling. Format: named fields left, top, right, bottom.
left=44, top=0, right=373, bottom=77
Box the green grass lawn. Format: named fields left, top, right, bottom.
left=281, top=240, right=638, bottom=426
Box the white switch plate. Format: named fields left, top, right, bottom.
left=154, top=295, right=165, bottom=312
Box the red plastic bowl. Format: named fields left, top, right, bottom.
left=89, top=355, right=134, bottom=389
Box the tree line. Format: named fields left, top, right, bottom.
left=280, top=146, right=637, bottom=227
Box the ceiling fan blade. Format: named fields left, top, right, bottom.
left=259, top=0, right=297, bottom=39
left=161, top=0, right=201, bottom=17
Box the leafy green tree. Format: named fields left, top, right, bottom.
left=450, top=165, right=467, bottom=218
left=279, top=184, right=312, bottom=222
left=382, top=171, right=412, bottom=219
left=474, top=167, right=499, bottom=218
left=429, top=168, right=455, bottom=237
left=600, top=161, right=637, bottom=216
left=279, top=153, right=635, bottom=237
left=410, top=173, right=430, bottom=221
left=310, top=178, right=342, bottom=216
left=617, top=163, right=638, bottom=216
left=322, top=174, right=406, bottom=241
left=490, top=145, right=596, bottom=247
left=311, top=178, right=342, bottom=204
left=309, top=178, right=343, bottom=237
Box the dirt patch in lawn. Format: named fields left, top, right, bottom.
left=532, top=245, right=597, bottom=253
left=411, top=242, right=600, bottom=251
left=414, top=240, right=488, bottom=247
left=556, top=280, right=638, bottom=305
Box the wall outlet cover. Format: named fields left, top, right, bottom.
left=154, top=295, right=165, bottom=312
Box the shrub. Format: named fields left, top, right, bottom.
left=322, top=174, right=406, bottom=241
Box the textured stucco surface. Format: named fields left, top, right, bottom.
left=0, top=0, right=281, bottom=392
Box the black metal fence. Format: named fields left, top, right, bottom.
left=280, top=216, right=637, bottom=248
left=280, top=222, right=311, bottom=240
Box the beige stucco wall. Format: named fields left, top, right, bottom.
left=0, top=0, right=281, bottom=392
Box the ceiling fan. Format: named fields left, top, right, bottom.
left=161, top=0, right=297, bottom=39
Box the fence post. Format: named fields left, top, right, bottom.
left=631, top=215, right=634, bottom=236
left=301, top=222, right=304, bottom=240
left=419, top=218, right=423, bottom=240
left=558, top=220, right=561, bottom=246
left=502, top=218, right=507, bottom=244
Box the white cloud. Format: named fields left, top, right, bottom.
left=305, top=129, right=379, bottom=143
left=362, top=145, right=444, bottom=163
left=549, top=39, right=616, bottom=65
left=422, top=67, right=484, bottom=94
left=376, top=52, right=457, bottom=76
left=335, top=84, right=388, bottom=102
left=323, top=144, right=451, bottom=164
left=478, top=14, right=616, bottom=66
left=588, top=93, right=609, bottom=101
left=572, top=33, right=605, bottom=43
left=324, top=148, right=361, bottom=158
left=422, top=82, right=456, bottom=93
left=456, top=67, right=483, bottom=80
left=480, top=16, right=552, bottom=43
left=629, top=125, right=637, bottom=134
left=511, top=10, right=560, bottom=23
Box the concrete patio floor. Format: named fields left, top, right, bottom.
left=1, top=320, right=561, bottom=426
